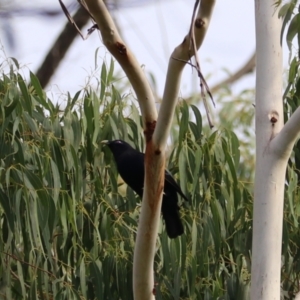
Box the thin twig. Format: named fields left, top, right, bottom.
left=58, top=0, right=98, bottom=40
left=210, top=52, right=256, bottom=93
left=2, top=251, right=57, bottom=279
left=187, top=0, right=215, bottom=128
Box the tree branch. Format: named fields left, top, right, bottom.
left=36, top=5, right=90, bottom=88
left=210, top=52, right=256, bottom=93
left=153, top=0, right=216, bottom=148
left=84, top=0, right=157, bottom=136
left=272, top=106, right=300, bottom=156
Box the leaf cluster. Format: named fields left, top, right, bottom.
left=0, top=58, right=298, bottom=299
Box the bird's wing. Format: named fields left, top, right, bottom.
left=165, top=170, right=189, bottom=201
left=117, top=151, right=145, bottom=198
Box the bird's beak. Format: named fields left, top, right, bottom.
left=100, top=140, right=111, bottom=149
left=101, top=140, right=110, bottom=145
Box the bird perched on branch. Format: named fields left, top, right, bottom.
left=102, top=139, right=188, bottom=239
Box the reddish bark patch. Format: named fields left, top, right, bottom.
left=154, top=149, right=161, bottom=155
left=195, top=18, right=205, bottom=28
left=152, top=282, right=158, bottom=295
left=270, top=116, right=278, bottom=124
left=144, top=120, right=156, bottom=142
left=269, top=111, right=279, bottom=126
left=115, top=42, right=127, bottom=55
left=144, top=140, right=164, bottom=214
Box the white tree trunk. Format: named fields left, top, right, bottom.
left=251, top=0, right=283, bottom=298
left=251, top=1, right=300, bottom=299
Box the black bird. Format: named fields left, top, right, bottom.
left=102, top=139, right=188, bottom=238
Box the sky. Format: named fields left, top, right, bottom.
left=0, top=0, right=288, bottom=102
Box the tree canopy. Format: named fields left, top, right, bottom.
left=1, top=0, right=300, bottom=299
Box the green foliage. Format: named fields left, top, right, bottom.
left=0, top=62, right=253, bottom=299
left=2, top=4, right=300, bottom=297
left=1, top=57, right=299, bottom=299
left=278, top=0, right=299, bottom=48
left=211, top=88, right=255, bottom=185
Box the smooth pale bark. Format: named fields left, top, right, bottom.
left=154, top=0, right=216, bottom=148
left=251, top=1, right=300, bottom=299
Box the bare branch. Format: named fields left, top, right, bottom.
left=83, top=0, right=157, bottom=136
left=210, top=52, right=256, bottom=93
left=272, top=106, right=300, bottom=156
left=36, top=5, right=90, bottom=88
left=154, top=0, right=216, bottom=148
left=58, top=0, right=86, bottom=40
left=188, top=0, right=215, bottom=128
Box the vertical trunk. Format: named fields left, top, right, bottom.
left=133, top=142, right=164, bottom=300
left=251, top=1, right=284, bottom=299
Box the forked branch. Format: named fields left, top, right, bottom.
left=61, top=1, right=216, bottom=299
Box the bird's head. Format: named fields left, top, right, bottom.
left=101, top=140, right=134, bottom=159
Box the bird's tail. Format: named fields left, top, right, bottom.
left=162, top=199, right=184, bottom=239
